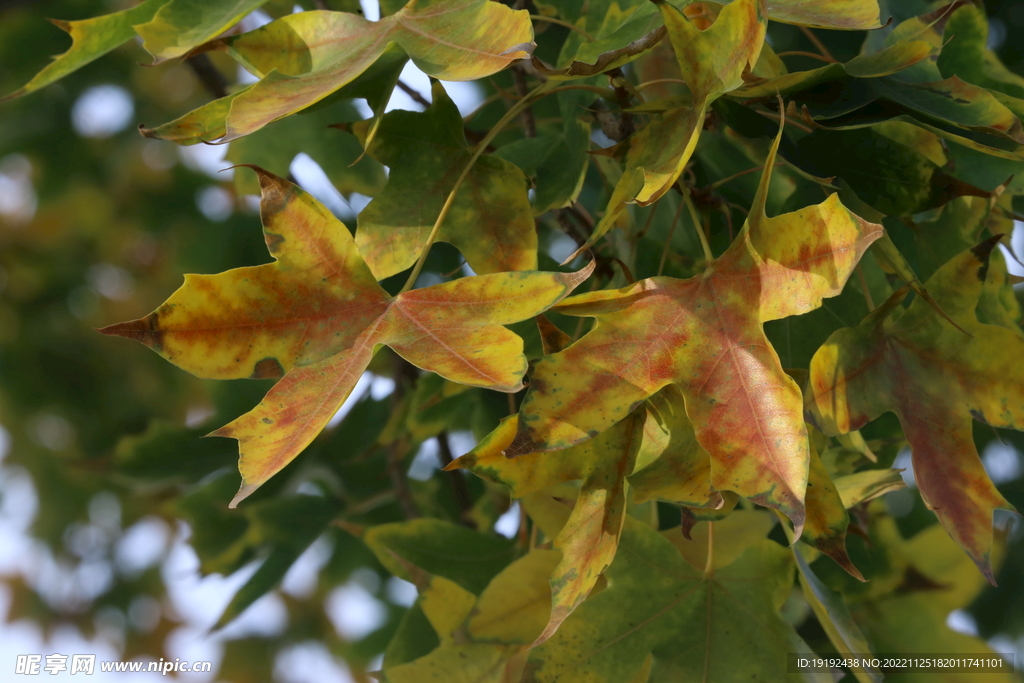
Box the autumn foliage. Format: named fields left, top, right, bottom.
left=5, top=0, right=1024, bottom=680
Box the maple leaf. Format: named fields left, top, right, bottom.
left=1, top=0, right=278, bottom=99
left=806, top=237, right=1021, bottom=582
left=142, top=0, right=534, bottom=144
left=525, top=509, right=828, bottom=683
left=766, top=0, right=882, bottom=30
left=449, top=411, right=642, bottom=645
left=353, top=82, right=537, bottom=280
left=509, top=118, right=883, bottom=534
left=849, top=513, right=1016, bottom=681
left=99, top=168, right=591, bottom=507
left=801, top=438, right=864, bottom=580
left=579, top=0, right=767, bottom=254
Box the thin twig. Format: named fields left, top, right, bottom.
left=658, top=196, right=688, bottom=276
left=387, top=356, right=421, bottom=520
left=399, top=80, right=555, bottom=294
left=511, top=66, right=536, bottom=138
left=634, top=78, right=690, bottom=93
left=798, top=25, right=837, bottom=63
left=856, top=264, right=876, bottom=311
left=709, top=163, right=783, bottom=190
left=396, top=80, right=431, bottom=109
left=776, top=50, right=836, bottom=63
left=704, top=521, right=715, bottom=577
left=186, top=54, right=228, bottom=99
left=685, top=193, right=714, bottom=265
left=387, top=440, right=419, bottom=520
left=436, top=431, right=475, bottom=527
left=757, top=109, right=813, bottom=134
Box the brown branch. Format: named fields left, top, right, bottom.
left=511, top=65, right=536, bottom=138
left=186, top=53, right=228, bottom=100
left=436, top=431, right=476, bottom=527
left=387, top=355, right=421, bottom=520
left=397, top=80, right=431, bottom=109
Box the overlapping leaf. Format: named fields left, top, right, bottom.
left=793, top=548, right=883, bottom=683
left=731, top=30, right=935, bottom=99
left=540, top=0, right=882, bottom=81
left=802, top=439, right=864, bottom=579
left=134, top=0, right=271, bottom=62
left=143, top=0, right=534, bottom=143
left=582, top=0, right=767, bottom=252
left=807, top=238, right=1021, bottom=582
left=100, top=168, right=591, bottom=507
left=2, top=0, right=282, bottom=99
left=785, top=7, right=1024, bottom=162
left=449, top=412, right=642, bottom=644
left=511, top=120, right=883, bottom=534
left=525, top=512, right=829, bottom=682
left=353, top=83, right=537, bottom=280
left=2, top=0, right=165, bottom=101
left=850, top=515, right=1017, bottom=682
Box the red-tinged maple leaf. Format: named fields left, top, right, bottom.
left=807, top=236, right=1022, bottom=583
left=100, top=168, right=591, bottom=507
left=508, top=119, right=883, bottom=534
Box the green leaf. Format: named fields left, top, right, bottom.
left=525, top=514, right=829, bottom=682
left=452, top=411, right=642, bottom=643
left=143, top=0, right=534, bottom=143
left=214, top=494, right=342, bottom=628
left=134, top=0, right=270, bottom=62
left=226, top=98, right=386, bottom=198
left=354, top=82, right=537, bottom=279
left=807, top=238, right=1021, bottom=582
left=833, top=469, right=906, bottom=508
left=794, top=547, right=883, bottom=683
left=2, top=0, right=166, bottom=100
left=790, top=125, right=988, bottom=217
left=362, top=518, right=517, bottom=595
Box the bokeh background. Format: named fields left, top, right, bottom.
left=1, top=0, right=1023, bottom=680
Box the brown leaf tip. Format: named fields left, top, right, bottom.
left=815, top=536, right=865, bottom=582
left=970, top=234, right=1005, bottom=283
left=97, top=313, right=164, bottom=351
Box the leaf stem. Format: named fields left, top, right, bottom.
left=658, top=194, right=687, bottom=276
left=757, top=109, right=813, bottom=134
left=399, top=79, right=556, bottom=294
left=530, top=14, right=594, bottom=41
left=709, top=163, right=783, bottom=190
left=684, top=192, right=714, bottom=265
left=703, top=521, right=715, bottom=577
left=798, top=25, right=837, bottom=63
left=634, top=78, right=690, bottom=93
left=776, top=50, right=835, bottom=63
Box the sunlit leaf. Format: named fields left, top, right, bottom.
left=807, top=237, right=1021, bottom=582
left=100, top=168, right=591, bottom=506
left=143, top=0, right=534, bottom=143
left=134, top=0, right=270, bottom=62
left=511, top=120, right=882, bottom=534
left=449, top=412, right=642, bottom=644
left=579, top=0, right=766, bottom=253
left=793, top=547, right=883, bottom=683
left=2, top=0, right=165, bottom=101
